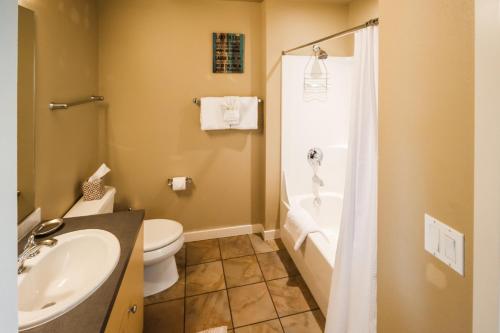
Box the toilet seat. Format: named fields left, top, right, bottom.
left=144, top=219, right=183, bottom=252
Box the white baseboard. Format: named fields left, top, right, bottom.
left=184, top=224, right=264, bottom=242
left=263, top=229, right=280, bottom=241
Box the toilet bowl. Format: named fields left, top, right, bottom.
left=143, top=219, right=184, bottom=297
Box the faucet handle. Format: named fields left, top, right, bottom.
left=23, top=235, right=36, bottom=251
left=307, top=147, right=324, bottom=167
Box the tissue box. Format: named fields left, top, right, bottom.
left=82, top=178, right=105, bottom=201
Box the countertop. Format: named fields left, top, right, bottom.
left=19, top=210, right=145, bottom=333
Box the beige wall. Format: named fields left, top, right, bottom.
left=98, top=0, right=265, bottom=231
left=378, top=1, right=474, bottom=332
left=348, top=0, right=378, bottom=26
left=19, top=0, right=100, bottom=220
left=474, top=0, right=500, bottom=331
left=17, top=6, right=36, bottom=222
left=263, top=0, right=350, bottom=230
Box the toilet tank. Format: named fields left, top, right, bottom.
left=64, top=186, right=116, bottom=218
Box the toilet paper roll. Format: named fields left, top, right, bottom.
left=172, top=177, right=187, bottom=191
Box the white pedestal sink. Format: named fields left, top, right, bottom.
left=18, top=229, right=121, bottom=331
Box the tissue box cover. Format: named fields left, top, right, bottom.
left=82, top=178, right=105, bottom=201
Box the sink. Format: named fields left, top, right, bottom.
left=18, top=229, right=121, bottom=331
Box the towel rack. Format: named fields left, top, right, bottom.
left=49, top=95, right=104, bottom=111
left=192, top=97, right=263, bottom=105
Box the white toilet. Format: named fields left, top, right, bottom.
left=64, top=186, right=185, bottom=297
left=143, top=219, right=184, bottom=297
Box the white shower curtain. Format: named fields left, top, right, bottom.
left=325, top=26, right=379, bottom=333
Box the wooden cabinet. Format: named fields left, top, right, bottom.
left=105, top=225, right=144, bottom=333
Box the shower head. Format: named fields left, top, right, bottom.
left=313, top=44, right=328, bottom=60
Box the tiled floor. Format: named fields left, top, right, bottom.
left=144, top=234, right=326, bottom=333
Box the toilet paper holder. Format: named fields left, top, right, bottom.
left=167, top=177, right=193, bottom=188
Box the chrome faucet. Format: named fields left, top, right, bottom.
left=307, top=147, right=323, bottom=167
left=18, top=234, right=58, bottom=274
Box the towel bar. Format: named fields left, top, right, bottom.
left=49, top=95, right=104, bottom=110
left=192, top=97, right=263, bottom=105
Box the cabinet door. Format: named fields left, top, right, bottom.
left=106, top=225, right=144, bottom=333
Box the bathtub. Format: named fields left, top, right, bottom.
left=280, top=192, right=343, bottom=315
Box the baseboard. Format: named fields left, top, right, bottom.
left=184, top=224, right=263, bottom=242
left=263, top=229, right=280, bottom=241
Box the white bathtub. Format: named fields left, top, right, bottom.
left=280, top=192, right=343, bottom=315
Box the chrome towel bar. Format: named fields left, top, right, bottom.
left=192, top=97, right=263, bottom=105
left=49, top=95, right=104, bottom=111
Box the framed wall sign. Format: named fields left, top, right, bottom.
left=212, top=32, right=245, bottom=73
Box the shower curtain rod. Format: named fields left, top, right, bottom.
left=282, top=18, right=379, bottom=55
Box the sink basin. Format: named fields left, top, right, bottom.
left=18, top=229, right=121, bottom=331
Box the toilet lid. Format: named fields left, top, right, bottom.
left=144, top=219, right=183, bottom=252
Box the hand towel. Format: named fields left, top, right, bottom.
left=231, top=96, right=258, bottom=130
left=222, top=96, right=240, bottom=126
left=200, top=97, right=230, bottom=130
left=200, top=97, right=258, bottom=131
left=284, top=206, right=329, bottom=251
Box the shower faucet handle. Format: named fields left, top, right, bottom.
left=307, top=147, right=323, bottom=167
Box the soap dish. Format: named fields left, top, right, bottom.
left=31, top=218, right=64, bottom=238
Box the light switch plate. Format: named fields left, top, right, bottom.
left=424, top=214, right=464, bottom=276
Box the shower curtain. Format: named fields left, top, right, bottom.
left=325, top=26, right=379, bottom=333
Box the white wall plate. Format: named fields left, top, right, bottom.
left=424, top=214, right=464, bottom=276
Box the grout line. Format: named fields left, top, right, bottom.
left=278, top=308, right=321, bottom=320
left=144, top=294, right=185, bottom=307
left=218, top=238, right=235, bottom=330
left=145, top=239, right=313, bottom=332
left=151, top=258, right=302, bottom=305
left=180, top=274, right=299, bottom=300
left=254, top=247, right=286, bottom=333
left=182, top=246, right=187, bottom=333
left=232, top=318, right=281, bottom=330
left=145, top=273, right=305, bottom=307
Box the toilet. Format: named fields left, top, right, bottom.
left=143, top=219, right=184, bottom=297
left=64, top=186, right=185, bottom=297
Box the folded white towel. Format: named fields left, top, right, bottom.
left=200, top=97, right=258, bottom=131
left=222, top=96, right=240, bottom=126
left=284, top=206, right=329, bottom=251
left=197, top=326, right=227, bottom=333
left=231, top=97, right=258, bottom=130
left=200, top=97, right=229, bottom=130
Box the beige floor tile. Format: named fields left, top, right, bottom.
left=185, top=290, right=233, bottom=333
left=219, top=235, right=255, bottom=259
left=256, top=251, right=298, bottom=281
left=235, top=319, right=283, bottom=333
left=280, top=310, right=325, bottom=333
left=186, top=239, right=221, bottom=265
left=249, top=234, right=285, bottom=254
left=223, top=255, right=264, bottom=288
left=267, top=276, right=318, bottom=317
left=176, top=244, right=186, bottom=267
left=145, top=266, right=186, bottom=304
left=186, top=261, right=226, bottom=296
left=228, top=282, right=278, bottom=328
left=144, top=299, right=184, bottom=333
